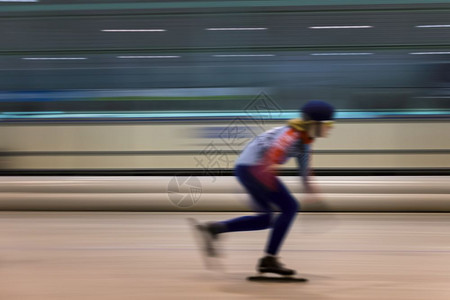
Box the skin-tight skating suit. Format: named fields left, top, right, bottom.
left=217, top=125, right=313, bottom=255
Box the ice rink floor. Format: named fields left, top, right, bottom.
left=0, top=212, right=449, bottom=300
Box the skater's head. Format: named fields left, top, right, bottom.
left=301, top=100, right=335, bottom=138
left=301, top=100, right=335, bottom=121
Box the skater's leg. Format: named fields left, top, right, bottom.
left=213, top=165, right=274, bottom=234
left=221, top=213, right=272, bottom=232
left=216, top=193, right=273, bottom=233
left=253, top=181, right=298, bottom=276
left=265, top=180, right=299, bottom=255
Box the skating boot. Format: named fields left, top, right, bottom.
left=188, top=218, right=223, bottom=257
left=196, top=222, right=221, bottom=257
left=188, top=218, right=226, bottom=270
left=258, top=255, right=296, bottom=276
left=247, top=256, right=307, bottom=282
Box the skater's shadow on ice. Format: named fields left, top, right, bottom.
left=218, top=272, right=332, bottom=299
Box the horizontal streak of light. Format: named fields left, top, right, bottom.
left=22, top=57, right=87, bottom=60
left=311, top=53, right=373, bottom=56
left=410, top=52, right=450, bottom=55
left=415, top=25, right=450, bottom=28
left=101, top=29, right=166, bottom=32
left=213, top=54, right=275, bottom=57
left=309, top=26, right=373, bottom=29
left=117, top=56, right=180, bottom=59
left=205, top=28, right=267, bottom=31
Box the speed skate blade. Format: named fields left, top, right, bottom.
left=247, top=275, right=307, bottom=282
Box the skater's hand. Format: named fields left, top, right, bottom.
left=303, top=184, right=323, bottom=203
left=303, top=182, right=317, bottom=194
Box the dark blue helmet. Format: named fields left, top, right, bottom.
left=301, top=100, right=335, bottom=121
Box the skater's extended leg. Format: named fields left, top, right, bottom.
left=192, top=165, right=273, bottom=260
left=220, top=213, right=272, bottom=232
left=211, top=165, right=275, bottom=234
left=213, top=192, right=272, bottom=233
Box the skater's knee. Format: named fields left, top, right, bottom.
left=257, top=213, right=272, bottom=229
left=292, top=200, right=300, bottom=213
left=281, top=201, right=299, bottom=217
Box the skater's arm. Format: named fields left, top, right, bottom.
left=296, top=144, right=315, bottom=193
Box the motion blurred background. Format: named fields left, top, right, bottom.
left=0, top=3, right=450, bottom=299
left=0, top=0, right=449, bottom=175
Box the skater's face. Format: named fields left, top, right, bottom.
left=320, top=121, right=334, bottom=137
left=307, top=121, right=334, bottom=138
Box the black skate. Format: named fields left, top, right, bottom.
left=247, top=256, right=307, bottom=282
left=188, top=218, right=223, bottom=270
